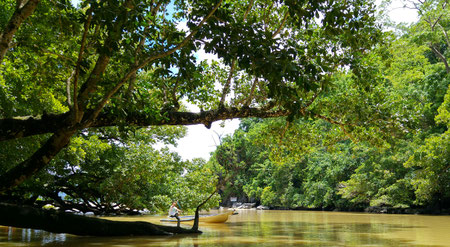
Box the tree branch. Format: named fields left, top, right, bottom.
left=75, top=1, right=135, bottom=123
left=0, top=113, right=69, bottom=141
left=73, top=7, right=93, bottom=120
left=127, top=3, right=162, bottom=97
left=192, top=188, right=218, bottom=231
left=430, top=44, right=450, bottom=73
left=37, top=46, right=76, bottom=63
left=0, top=128, right=76, bottom=193
left=272, top=10, right=289, bottom=38
left=220, top=59, right=236, bottom=107
left=151, top=1, right=164, bottom=16
left=0, top=107, right=290, bottom=142
left=339, top=125, right=357, bottom=143
left=0, top=0, right=40, bottom=62
left=0, top=104, right=354, bottom=192
left=243, top=0, right=254, bottom=20
left=95, top=107, right=290, bottom=129
left=431, top=12, right=444, bottom=30
left=138, top=0, right=223, bottom=69
left=437, top=22, right=450, bottom=48
left=243, top=77, right=258, bottom=106
left=66, top=70, right=75, bottom=107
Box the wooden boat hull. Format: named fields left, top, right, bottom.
left=160, top=212, right=230, bottom=223
left=199, top=212, right=229, bottom=223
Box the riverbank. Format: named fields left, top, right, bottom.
left=228, top=203, right=450, bottom=215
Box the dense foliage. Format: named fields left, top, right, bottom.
left=0, top=0, right=383, bottom=219
left=211, top=0, right=450, bottom=211
left=0, top=126, right=220, bottom=214
left=1, top=0, right=447, bottom=226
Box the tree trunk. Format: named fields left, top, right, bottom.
left=0, top=203, right=201, bottom=236
left=0, top=128, right=76, bottom=193
left=191, top=189, right=217, bottom=231
left=430, top=45, right=450, bottom=74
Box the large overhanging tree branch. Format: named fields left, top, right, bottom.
left=0, top=105, right=355, bottom=143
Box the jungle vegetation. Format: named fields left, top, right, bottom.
left=211, top=0, right=450, bottom=212
left=0, top=0, right=448, bottom=236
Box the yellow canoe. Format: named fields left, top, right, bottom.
left=160, top=212, right=230, bottom=223
left=199, top=212, right=230, bottom=223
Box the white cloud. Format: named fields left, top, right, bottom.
left=70, top=0, right=80, bottom=7
left=176, top=21, right=189, bottom=32
left=172, top=119, right=240, bottom=160
left=377, top=0, right=419, bottom=24
left=195, top=47, right=219, bottom=64
left=387, top=1, right=419, bottom=24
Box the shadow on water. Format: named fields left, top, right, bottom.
left=0, top=217, right=446, bottom=247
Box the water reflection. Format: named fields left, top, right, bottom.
left=1, top=210, right=449, bottom=246
left=226, top=221, right=427, bottom=246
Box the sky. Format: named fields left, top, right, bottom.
left=69, top=0, right=419, bottom=161
left=170, top=119, right=240, bottom=160
left=383, top=0, right=419, bottom=24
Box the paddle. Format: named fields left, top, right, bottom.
left=176, top=201, right=183, bottom=215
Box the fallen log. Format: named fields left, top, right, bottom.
left=0, top=203, right=201, bottom=236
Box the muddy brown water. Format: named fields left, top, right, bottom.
left=1, top=209, right=450, bottom=246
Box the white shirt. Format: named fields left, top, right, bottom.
left=169, top=206, right=178, bottom=216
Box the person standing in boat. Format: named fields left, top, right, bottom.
left=169, top=201, right=182, bottom=227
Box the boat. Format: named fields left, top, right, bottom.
left=160, top=212, right=231, bottom=223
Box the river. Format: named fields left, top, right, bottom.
left=1, top=209, right=450, bottom=246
